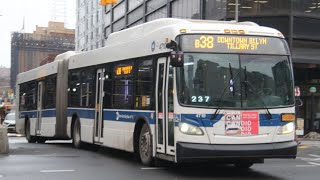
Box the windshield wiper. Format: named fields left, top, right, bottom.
left=243, top=66, right=248, bottom=99
left=229, top=63, right=235, bottom=97
left=242, top=80, right=272, bottom=119
left=211, top=63, right=237, bottom=119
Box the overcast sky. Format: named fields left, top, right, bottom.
left=0, top=0, right=76, bottom=68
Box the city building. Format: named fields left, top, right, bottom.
left=50, top=0, right=67, bottom=23
left=10, top=21, right=75, bottom=90
left=0, top=67, right=10, bottom=88
left=76, top=0, right=320, bottom=133
left=0, top=67, right=13, bottom=105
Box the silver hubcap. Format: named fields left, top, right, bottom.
left=74, top=123, right=80, bottom=144
left=140, top=130, right=150, bottom=157
left=26, top=122, right=30, bottom=139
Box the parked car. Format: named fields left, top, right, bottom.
left=2, top=113, right=16, bottom=133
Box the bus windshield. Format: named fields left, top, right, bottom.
left=176, top=53, right=294, bottom=108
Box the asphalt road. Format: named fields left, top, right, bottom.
left=0, top=135, right=320, bottom=180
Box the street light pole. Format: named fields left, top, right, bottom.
left=235, top=0, right=239, bottom=22
left=309, top=86, right=317, bottom=132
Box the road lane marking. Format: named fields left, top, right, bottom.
left=40, top=170, right=75, bottom=173
left=308, top=154, right=320, bottom=158
left=298, top=145, right=308, bottom=149
left=141, top=167, right=167, bottom=170
left=307, top=162, right=320, bottom=166
left=296, top=165, right=316, bottom=167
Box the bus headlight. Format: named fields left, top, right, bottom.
left=179, top=122, right=204, bottom=135
left=277, top=122, right=295, bottom=135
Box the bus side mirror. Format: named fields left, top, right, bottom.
left=170, top=51, right=184, bottom=67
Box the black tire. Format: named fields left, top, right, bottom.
left=25, top=120, right=37, bottom=143
left=139, top=123, right=153, bottom=166
left=72, top=118, right=83, bottom=149
left=37, top=137, right=46, bottom=143
left=234, top=162, right=254, bottom=169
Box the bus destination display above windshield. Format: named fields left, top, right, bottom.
left=180, top=35, right=289, bottom=55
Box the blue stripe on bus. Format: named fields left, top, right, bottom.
left=20, top=111, right=38, bottom=119
left=178, top=113, right=283, bottom=127
left=20, top=109, right=57, bottom=119
left=103, top=110, right=156, bottom=125
left=179, top=114, right=223, bottom=127
left=41, top=109, right=56, bottom=117
left=259, top=114, right=281, bottom=126
left=67, top=108, right=156, bottom=125
left=67, top=108, right=95, bottom=119
left=21, top=108, right=284, bottom=128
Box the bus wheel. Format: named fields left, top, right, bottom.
left=234, top=161, right=254, bottom=169
left=26, top=120, right=36, bottom=143
left=37, top=137, right=46, bottom=143
left=72, top=119, right=83, bottom=148
left=139, top=123, right=153, bottom=166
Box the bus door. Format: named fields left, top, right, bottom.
left=156, top=57, right=175, bottom=156
left=36, top=81, right=44, bottom=135
left=94, top=68, right=105, bottom=144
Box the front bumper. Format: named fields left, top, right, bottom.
left=176, top=141, right=297, bottom=163
left=3, top=125, right=16, bottom=133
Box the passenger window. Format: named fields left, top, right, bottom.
left=135, top=59, right=155, bottom=110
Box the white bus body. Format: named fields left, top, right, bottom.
left=16, top=18, right=297, bottom=167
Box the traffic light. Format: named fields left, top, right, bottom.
left=100, top=0, right=117, bottom=6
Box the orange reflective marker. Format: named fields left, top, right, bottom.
left=100, top=0, right=117, bottom=6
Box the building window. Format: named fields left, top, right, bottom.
left=96, top=11, right=99, bottom=22
left=293, top=17, right=320, bottom=39
left=204, top=0, right=227, bottom=20
left=105, top=12, right=111, bottom=26
left=171, top=0, right=200, bottom=19
left=113, top=2, right=126, bottom=21
left=128, top=5, right=144, bottom=24
left=147, top=6, right=167, bottom=22
left=228, top=0, right=290, bottom=18
left=128, top=19, right=143, bottom=27
left=128, top=0, right=143, bottom=11
left=113, top=17, right=126, bottom=31
left=105, top=26, right=111, bottom=38
left=293, top=0, right=320, bottom=16
left=147, top=0, right=167, bottom=13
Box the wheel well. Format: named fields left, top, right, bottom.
left=133, top=118, right=149, bottom=155
left=71, top=114, right=79, bottom=139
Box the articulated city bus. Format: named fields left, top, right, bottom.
left=16, top=18, right=297, bottom=168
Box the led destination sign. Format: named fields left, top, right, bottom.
left=180, top=35, right=289, bottom=55
left=116, top=65, right=133, bottom=76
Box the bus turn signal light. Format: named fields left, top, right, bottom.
left=281, top=113, right=295, bottom=122
left=239, top=30, right=245, bottom=34
left=224, top=29, right=231, bottom=33
left=180, top=29, right=187, bottom=33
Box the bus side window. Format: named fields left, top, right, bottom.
left=168, top=66, right=174, bottom=112
left=44, top=75, right=57, bottom=109
left=26, top=81, right=37, bottom=111
left=135, top=59, right=154, bottom=110
left=103, top=64, right=113, bottom=109
left=19, top=84, right=27, bottom=111
left=69, top=71, right=81, bottom=107
left=80, top=69, right=94, bottom=108
left=112, top=61, right=134, bottom=109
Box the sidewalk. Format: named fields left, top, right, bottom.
left=298, top=139, right=320, bottom=147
